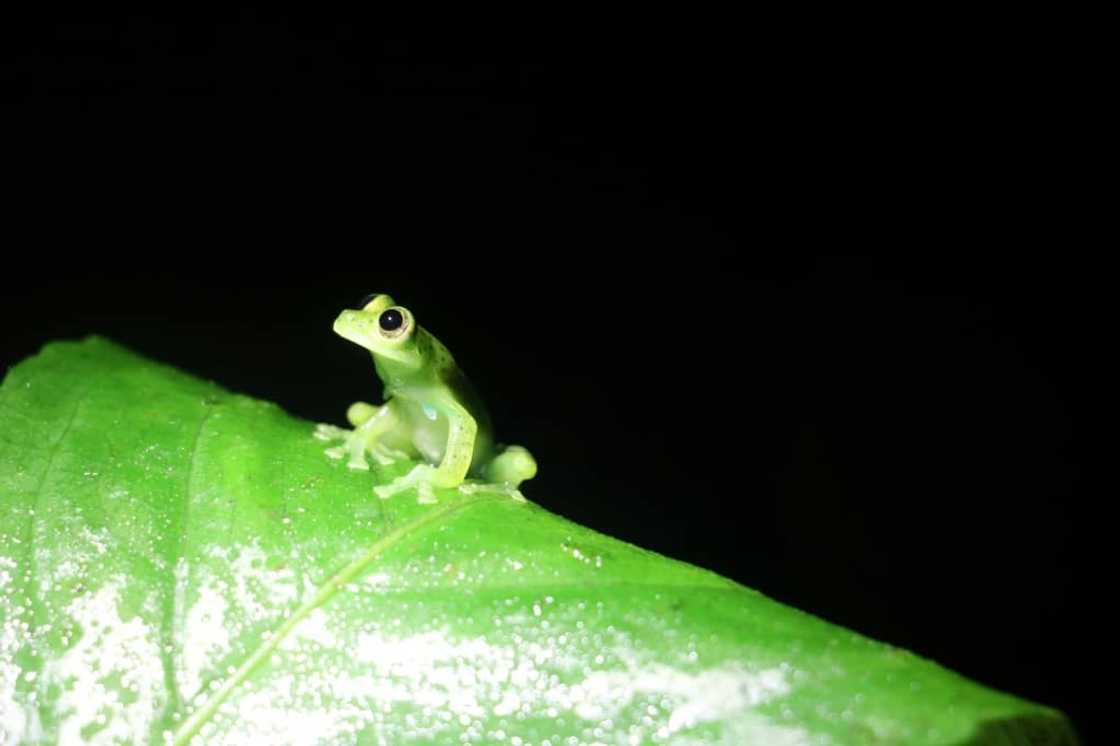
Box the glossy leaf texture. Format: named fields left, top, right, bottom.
left=0, top=337, right=1077, bottom=745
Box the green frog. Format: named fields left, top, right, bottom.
left=316, top=293, right=536, bottom=503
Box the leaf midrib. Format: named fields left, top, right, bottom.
left=170, top=492, right=501, bottom=746
left=26, top=375, right=92, bottom=654
left=160, top=404, right=219, bottom=732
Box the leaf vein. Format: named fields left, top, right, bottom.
left=26, top=380, right=92, bottom=610
left=171, top=493, right=501, bottom=745
left=160, top=404, right=218, bottom=730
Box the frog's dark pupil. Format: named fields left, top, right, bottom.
left=379, top=309, right=404, bottom=331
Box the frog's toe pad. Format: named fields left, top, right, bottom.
left=374, top=464, right=438, bottom=501
left=314, top=423, right=350, bottom=442
left=373, top=479, right=427, bottom=501
left=416, top=482, right=438, bottom=504
left=458, top=481, right=528, bottom=503
left=373, top=475, right=414, bottom=500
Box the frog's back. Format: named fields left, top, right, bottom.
left=441, top=364, right=491, bottom=429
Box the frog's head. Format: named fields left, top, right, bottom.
left=333, top=293, right=423, bottom=371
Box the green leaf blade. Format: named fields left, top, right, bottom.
left=0, top=337, right=1078, bottom=744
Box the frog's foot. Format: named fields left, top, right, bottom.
left=416, top=482, right=438, bottom=505
left=317, top=423, right=367, bottom=467
left=370, top=443, right=411, bottom=466
left=458, top=480, right=528, bottom=503
left=374, top=463, right=440, bottom=503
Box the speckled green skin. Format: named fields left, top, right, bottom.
left=327, top=294, right=535, bottom=503
left=0, top=338, right=1078, bottom=745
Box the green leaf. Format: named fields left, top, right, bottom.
left=0, top=336, right=1077, bottom=745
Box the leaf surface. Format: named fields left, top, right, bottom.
left=0, top=337, right=1076, bottom=744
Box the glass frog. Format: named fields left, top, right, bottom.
left=315, top=293, right=536, bottom=504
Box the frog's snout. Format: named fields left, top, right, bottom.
left=333, top=309, right=353, bottom=330
left=333, top=309, right=372, bottom=342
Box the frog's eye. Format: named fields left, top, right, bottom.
left=378, top=307, right=410, bottom=338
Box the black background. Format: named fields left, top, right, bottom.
left=3, top=16, right=1094, bottom=742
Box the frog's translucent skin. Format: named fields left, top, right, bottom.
left=321, top=294, right=536, bottom=503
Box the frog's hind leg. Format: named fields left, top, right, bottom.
left=346, top=401, right=380, bottom=427
left=484, top=445, right=537, bottom=488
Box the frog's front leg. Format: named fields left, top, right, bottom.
left=374, top=396, right=477, bottom=502
left=322, top=401, right=404, bottom=471
left=373, top=462, right=439, bottom=503
left=314, top=400, right=380, bottom=447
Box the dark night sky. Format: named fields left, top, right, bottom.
left=3, top=17, right=1095, bottom=742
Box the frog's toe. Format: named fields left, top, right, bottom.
left=416, top=482, right=438, bottom=505
left=373, top=464, right=437, bottom=500
left=373, top=473, right=411, bottom=499
left=346, top=452, right=370, bottom=471
left=456, top=480, right=527, bottom=503
left=324, top=445, right=346, bottom=461
left=370, top=447, right=395, bottom=466
left=373, top=476, right=413, bottom=500
left=314, top=423, right=349, bottom=442
left=370, top=443, right=410, bottom=466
